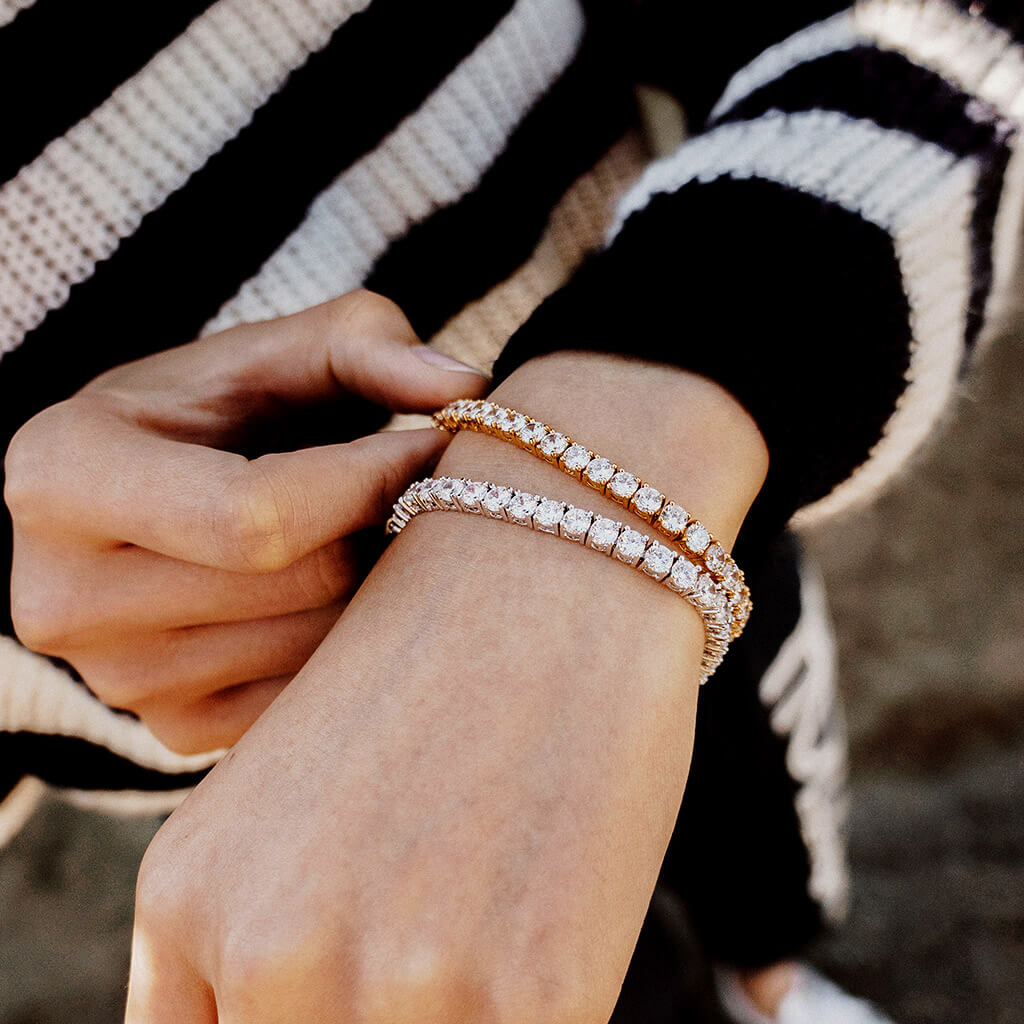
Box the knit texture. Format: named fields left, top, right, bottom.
left=0, top=5, right=1021, bottom=939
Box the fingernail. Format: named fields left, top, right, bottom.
left=414, top=346, right=489, bottom=377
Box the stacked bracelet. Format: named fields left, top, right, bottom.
left=432, top=399, right=751, bottom=638
left=386, top=476, right=734, bottom=683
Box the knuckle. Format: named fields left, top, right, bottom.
left=135, top=828, right=192, bottom=926
left=360, top=952, right=492, bottom=1023
left=3, top=404, right=72, bottom=519
left=9, top=583, right=77, bottom=654
left=140, top=710, right=223, bottom=756
left=211, top=460, right=293, bottom=573
left=217, top=918, right=344, bottom=1010
left=328, top=288, right=403, bottom=334
left=79, top=661, right=155, bottom=712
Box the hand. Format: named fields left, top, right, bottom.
left=4, top=290, right=487, bottom=754
left=125, top=353, right=768, bottom=1022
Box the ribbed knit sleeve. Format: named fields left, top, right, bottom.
left=492, top=1, right=1024, bottom=535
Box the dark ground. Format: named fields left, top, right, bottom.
left=1, top=322, right=1022, bottom=1022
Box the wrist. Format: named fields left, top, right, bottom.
left=436, top=351, right=768, bottom=550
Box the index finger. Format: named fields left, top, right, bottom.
left=8, top=405, right=446, bottom=571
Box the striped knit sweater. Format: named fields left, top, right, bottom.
left=1, top=0, right=1022, bottom=841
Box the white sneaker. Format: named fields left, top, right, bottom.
left=715, top=963, right=896, bottom=1024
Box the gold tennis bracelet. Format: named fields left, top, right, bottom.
left=432, top=399, right=751, bottom=639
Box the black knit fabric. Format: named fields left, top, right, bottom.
left=494, top=177, right=914, bottom=538
left=1, top=0, right=1021, bottom=977
left=0, top=0, right=219, bottom=181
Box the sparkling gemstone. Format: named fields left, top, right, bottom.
left=666, top=557, right=699, bottom=594
left=560, top=506, right=593, bottom=542
left=482, top=485, right=513, bottom=517
left=632, top=486, right=664, bottom=517
left=685, top=522, right=711, bottom=554
left=613, top=528, right=647, bottom=565
left=476, top=401, right=495, bottom=423
left=507, top=490, right=539, bottom=524
left=396, top=489, right=417, bottom=515
left=587, top=517, right=621, bottom=552
left=640, top=543, right=675, bottom=579
left=509, top=412, right=527, bottom=436
left=494, top=407, right=512, bottom=431
left=584, top=457, right=615, bottom=487
left=414, top=479, right=438, bottom=509
left=695, top=574, right=723, bottom=610
left=657, top=503, right=688, bottom=536
left=533, top=498, right=565, bottom=533
left=482, top=407, right=498, bottom=427
left=538, top=432, right=569, bottom=458
left=608, top=471, right=639, bottom=501
left=561, top=444, right=592, bottom=473
left=519, top=420, right=548, bottom=446
left=705, top=543, right=726, bottom=572
left=458, top=479, right=490, bottom=512
left=431, top=476, right=461, bottom=509
left=721, top=564, right=741, bottom=593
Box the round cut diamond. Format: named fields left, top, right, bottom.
left=608, top=471, right=639, bottom=501
left=584, top=458, right=615, bottom=487
left=561, top=444, right=592, bottom=473
left=413, top=479, right=437, bottom=510
left=519, top=420, right=547, bottom=446
left=632, top=486, right=664, bottom=517
left=704, top=543, right=726, bottom=572
left=560, top=506, right=592, bottom=542
left=538, top=432, right=569, bottom=458
left=667, top=557, right=699, bottom=594
left=509, top=412, right=527, bottom=436
left=657, top=503, right=688, bottom=536
left=494, top=407, right=512, bottom=431
left=482, top=485, right=512, bottom=517
left=587, top=517, right=621, bottom=552
left=721, top=564, right=741, bottom=593
left=695, top=574, right=724, bottom=610
left=458, top=479, right=490, bottom=512
left=641, top=543, right=675, bottom=580
left=613, top=528, right=647, bottom=565
left=507, top=490, right=540, bottom=524
left=431, top=477, right=462, bottom=509
left=482, top=405, right=498, bottom=428
left=685, top=522, right=711, bottom=554
left=533, top=498, right=565, bottom=533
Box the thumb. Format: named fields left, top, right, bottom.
left=208, top=289, right=489, bottom=413
left=84, top=290, right=489, bottom=422
left=313, top=289, right=491, bottom=411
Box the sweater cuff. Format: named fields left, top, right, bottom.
left=494, top=2, right=1022, bottom=533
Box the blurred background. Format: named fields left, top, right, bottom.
left=1, top=318, right=1022, bottom=1023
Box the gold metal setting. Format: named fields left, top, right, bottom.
left=432, top=399, right=752, bottom=639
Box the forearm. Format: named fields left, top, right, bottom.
left=130, top=351, right=769, bottom=1023
left=287, top=351, right=767, bottom=1001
